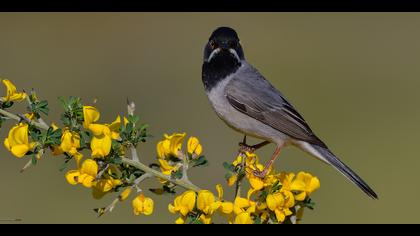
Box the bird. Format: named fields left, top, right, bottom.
left=201, top=26, right=378, bottom=199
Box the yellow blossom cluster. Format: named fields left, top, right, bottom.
left=156, top=132, right=203, bottom=181
left=168, top=151, right=320, bottom=224
left=0, top=79, right=321, bottom=224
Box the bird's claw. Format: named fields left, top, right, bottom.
left=238, top=142, right=256, bottom=153
left=252, top=169, right=266, bottom=179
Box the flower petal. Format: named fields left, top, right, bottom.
left=83, top=106, right=100, bottom=129
left=65, top=170, right=80, bottom=185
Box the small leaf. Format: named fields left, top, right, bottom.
left=168, top=156, right=182, bottom=163
left=192, top=155, right=208, bottom=167
left=223, top=162, right=235, bottom=172
left=57, top=96, right=67, bottom=110
left=254, top=216, right=262, bottom=224
left=31, top=155, right=37, bottom=165
left=149, top=188, right=165, bottom=195
left=128, top=115, right=140, bottom=124
left=171, top=169, right=183, bottom=179
left=162, top=185, right=176, bottom=194
left=1, top=101, right=14, bottom=109
left=111, top=156, right=122, bottom=165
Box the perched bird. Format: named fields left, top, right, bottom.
left=201, top=26, right=378, bottom=199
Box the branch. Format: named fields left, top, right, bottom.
left=98, top=173, right=153, bottom=217
left=121, top=157, right=201, bottom=192
left=0, top=108, right=49, bottom=130
left=1, top=104, right=202, bottom=192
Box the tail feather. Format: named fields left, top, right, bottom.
left=296, top=141, right=378, bottom=199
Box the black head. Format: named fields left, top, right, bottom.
left=202, top=27, right=244, bottom=91
left=203, top=27, right=245, bottom=63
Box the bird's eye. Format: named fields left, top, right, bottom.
left=210, top=40, right=216, bottom=49
left=229, top=41, right=238, bottom=48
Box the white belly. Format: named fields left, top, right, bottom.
left=207, top=76, right=289, bottom=145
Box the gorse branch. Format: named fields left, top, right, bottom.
left=0, top=79, right=320, bottom=224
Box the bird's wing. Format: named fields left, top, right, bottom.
left=225, top=66, right=327, bottom=148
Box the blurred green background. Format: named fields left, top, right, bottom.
left=0, top=13, right=419, bottom=224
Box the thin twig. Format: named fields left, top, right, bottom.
left=122, top=157, right=201, bottom=192
left=0, top=103, right=201, bottom=193
left=0, top=108, right=49, bottom=130
left=98, top=173, right=153, bottom=217
left=235, top=151, right=246, bottom=198
left=20, top=160, right=32, bottom=173
left=130, top=146, right=140, bottom=162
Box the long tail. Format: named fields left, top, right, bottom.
left=296, top=141, right=378, bottom=199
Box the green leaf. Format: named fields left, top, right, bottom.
left=150, top=185, right=176, bottom=195
left=79, top=131, right=90, bottom=148
left=57, top=96, right=68, bottom=110
left=270, top=180, right=282, bottom=193
left=168, top=156, right=182, bottom=163
left=224, top=172, right=232, bottom=180
left=138, top=123, right=148, bottom=131
left=31, top=155, right=38, bottom=166
left=223, top=162, right=235, bottom=172
left=171, top=169, right=183, bottom=179
left=303, top=198, right=315, bottom=210
left=111, top=156, right=122, bottom=165
left=254, top=216, right=262, bottom=224
left=191, top=155, right=208, bottom=167
left=163, top=185, right=176, bottom=194
left=130, top=115, right=140, bottom=124
left=186, top=214, right=202, bottom=224
left=1, top=101, right=14, bottom=109
left=149, top=188, right=165, bottom=195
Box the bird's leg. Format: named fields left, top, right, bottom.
left=253, top=146, right=281, bottom=178
left=238, top=135, right=252, bottom=152
left=251, top=141, right=270, bottom=150
left=239, top=135, right=271, bottom=153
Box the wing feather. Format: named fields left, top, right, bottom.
left=225, top=67, right=327, bottom=148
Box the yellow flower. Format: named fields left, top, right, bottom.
left=216, top=184, right=234, bottom=218
left=119, top=188, right=132, bottom=201
left=187, top=136, right=202, bottom=156
left=168, top=190, right=196, bottom=217
left=291, top=172, right=320, bottom=201
left=197, top=190, right=221, bottom=215
left=59, top=130, right=83, bottom=164
left=248, top=174, right=264, bottom=191
left=89, top=124, right=113, bottom=158
left=132, top=194, right=154, bottom=216
left=199, top=214, right=212, bottom=224
left=156, top=133, right=186, bottom=158
left=175, top=217, right=185, bottom=224
left=65, top=159, right=98, bottom=188
left=1, top=79, right=26, bottom=102
left=94, top=177, right=121, bottom=192
left=4, top=123, right=36, bottom=158
left=234, top=212, right=253, bottom=224
left=266, top=191, right=295, bottom=223
left=60, top=130, right=80, bottom=154
left=89, top=116, right=126, bottom=158
left=83, top=106, right=100, bottom=129
left=233, top=196, right=256, bottom=215
left=108, top=116, right=128, bottom=139
left=24, top=113, right=36, bottom=121
left=232, top=154, right=243, bottom=167
left=227, top=174, right=238, bottom=186
left=219, top=201, right=234, bottom=215
left=158, top=159, right=178, bottom=176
